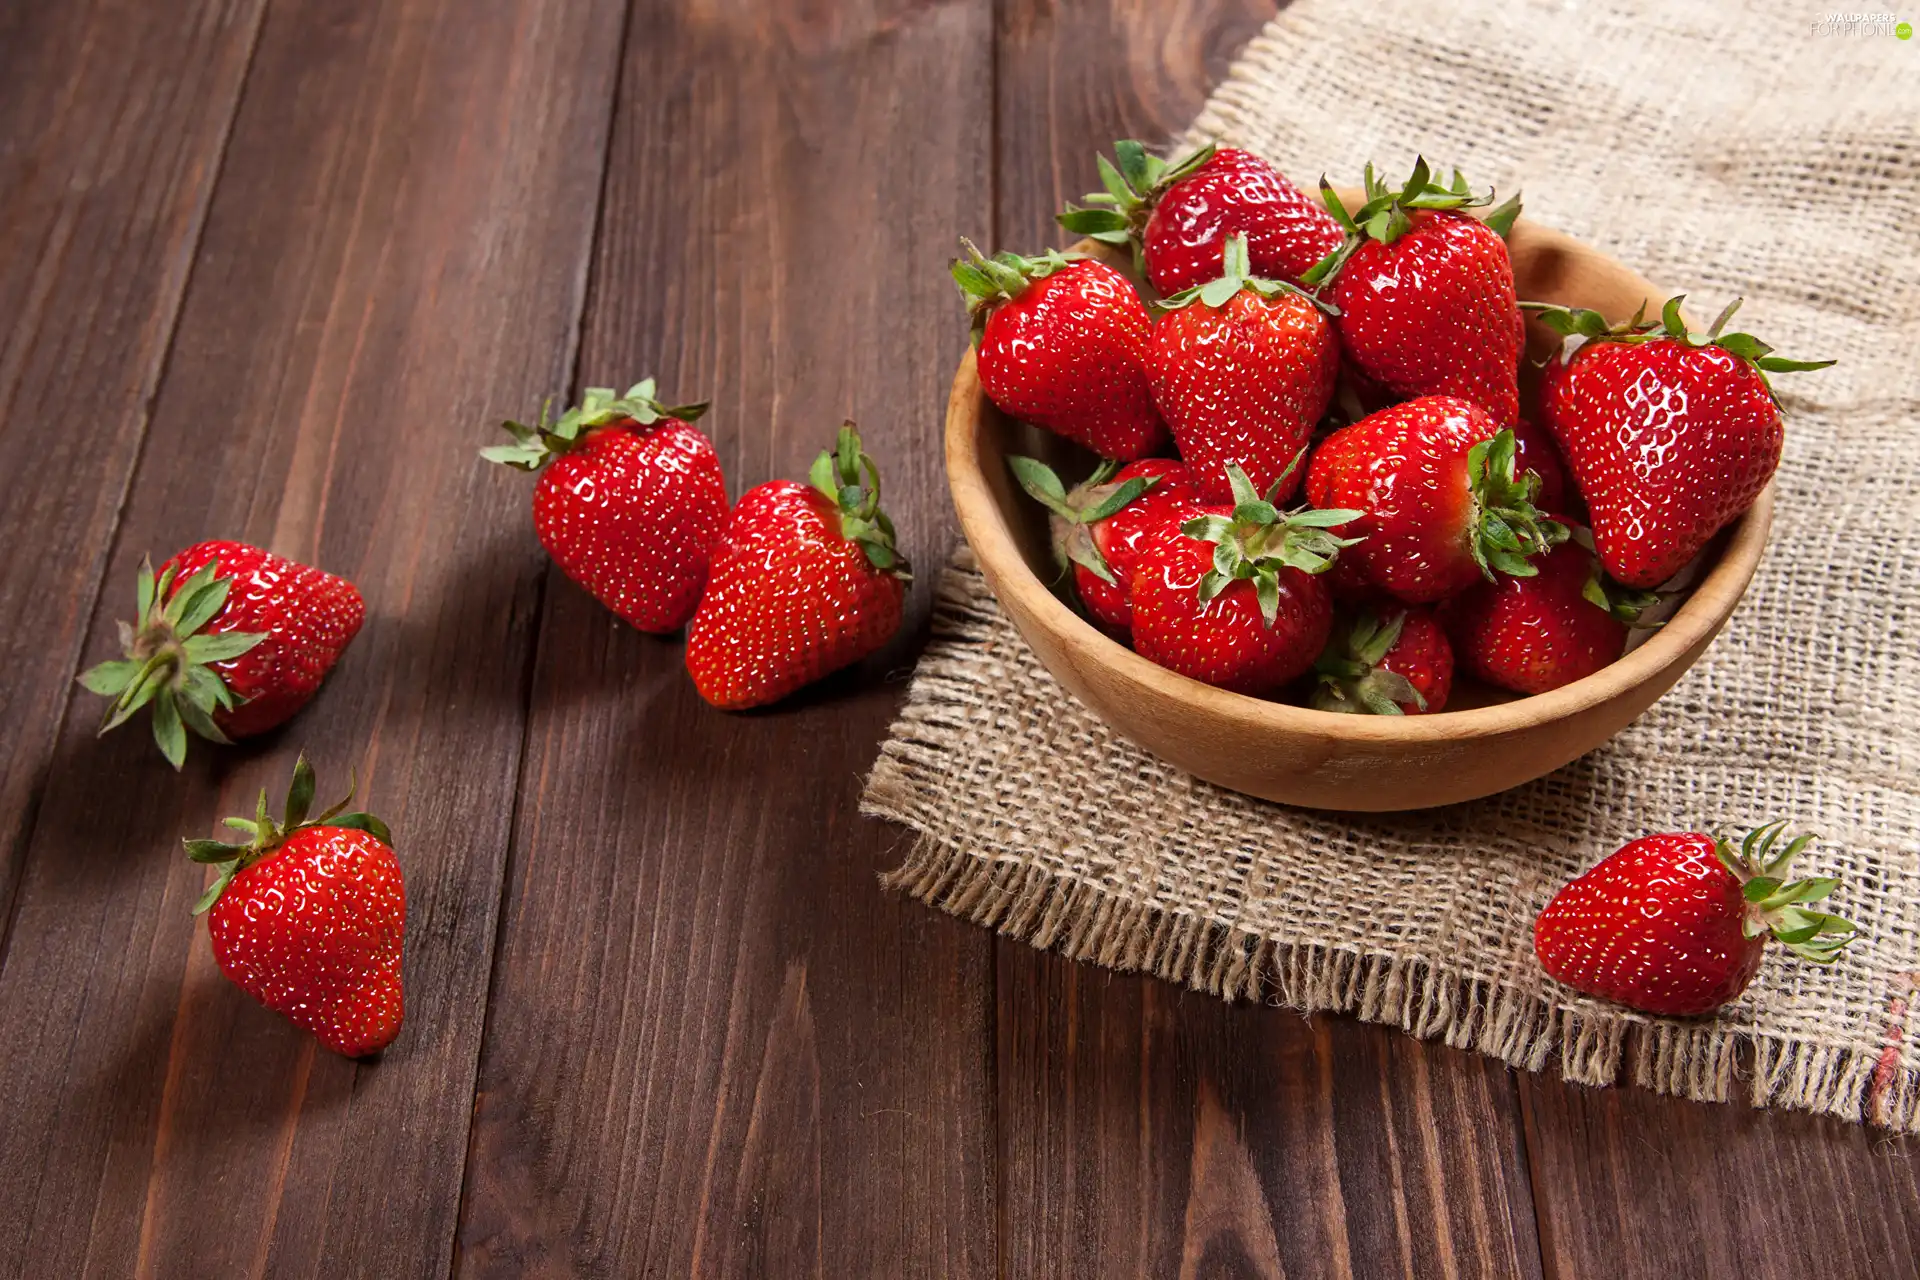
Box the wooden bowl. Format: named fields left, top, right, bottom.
left=944, top=217, right=1772, bottom=811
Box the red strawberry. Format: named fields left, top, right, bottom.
left=188, top=756, right=404, bottom=1057
left=1302, top=161, right=1525, bottom=426
left=1531, top=297, right=1832, bottom=588
left=1009, top=455, right=1195, bottom=633
left=1147, top=235, right=1339, bottom=504
left=686, top=423, right=909, bottom=710
left=1311, top=606, right=1453, bottom=714
left=1057, top=141, right=1344, bottom=295
left=1439, top=530, right=1655, bottom=695
left=1306, top=396, right=1565, bottom=603
left=483, top=379, right=727, bottom=632
left=1534, top=823, right=1857, bottom=1016
left=1126, top=465, right=1357, bottom=695
left=952, top=243, right=1166, bottom=460
left=80, top=541, right=364, bottom=768
left=1510, top=418, right=1574, bottom=515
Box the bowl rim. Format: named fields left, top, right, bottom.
left=944, top=225, right=1773, bottom=745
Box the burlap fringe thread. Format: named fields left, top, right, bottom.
left=864, top=559, right=1920, bottom=1130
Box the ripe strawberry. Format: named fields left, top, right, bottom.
left=187, top=756, right=404, bottom=1057
left=1311, top=607, right=1453, bottom=715
left=1531, top=296, right=1833, bottom=588
left=1302, top=161, right=1525, bottom=426
left=1009, top=455, right=1195, bottom=634
left=952, top=242, right=1166, bottom=460
left=1439, top=530, right=1655, bottom=695
left=1534, top=823, right=1857, bottom=1016
left=1510, top=418, right=1574, bottom=515
left=1127, top=465, right=1358, bottom=695
left=1057, top=141, right=1344, bottom=295
left=1147, top=235, right=1339, bottom=504
left=80, top=542, right=364, bottom=768
left=686, top=423, right=909, bottom=710
left=483, top=379, right=726, bottom=631
left=1306, top=396, right=1566, bottom=603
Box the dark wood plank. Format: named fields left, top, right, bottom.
left=1522, top=1074, right=1920, bottom=1278
left=990, top=3, right=1543, bottom=1275
left=0, top=0, right=266, bottom=941
left=453, top=3, right=997, bottom=1276
left=0, top=0, right=626, bottom=1273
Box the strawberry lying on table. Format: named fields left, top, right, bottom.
left=81, top=542, right=364, bottom=768
left=1536, top=823, right=1857, bottom=1015
left=188, top=756, right=405, bottom=1057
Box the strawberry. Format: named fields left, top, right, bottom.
left=1301, top=161, right=1525, bottom=426
left=1009, top=455, right=1195, bottom=634
left=686, top=423, right=909, bottom=710
left=1057, top=141, right=1344, bottom=295
left=1311, top=606, right=1453, bottom=714
left=483, top=379, right=726, bottom=631
left=187, top=756, right=404, bottom=1057
left=1530, top=296, right=1833, bottom=588
left=1147, top=235, right=1339, bottom=504
left=1127, top=464, right=1357, bottom=695
left=1306, top=396, right=1566, bottom=603
left=1438, top=530, right=1655, bottom=695
left=952, top=242, right=1166, bottom=460
left=80, top=542, right=364, bottom=768
left=1534, top=823, right=1857, bottom=1016
left=1510, top=418, right=1574, bottom=515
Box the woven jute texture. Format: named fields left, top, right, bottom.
left=864, top=0, right=1920, bottom=1126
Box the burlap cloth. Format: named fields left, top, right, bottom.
left=864, top=0, right=1920, bottom=1127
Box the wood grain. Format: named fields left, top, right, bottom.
left=1522, top=1071, right=1920, bottom=1278
left=0, top=0, right=625, bottom=1273
left=0, top=0, right=266, bottom=945
left=452, top=3, right=998, bottom=1276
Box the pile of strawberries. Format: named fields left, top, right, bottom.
left=76, top=378, right=913, bottom=1057
left=962, top=144, right=1831, bottom=714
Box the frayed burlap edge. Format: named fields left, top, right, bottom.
left=863, top=556, right=1920, bottom=1132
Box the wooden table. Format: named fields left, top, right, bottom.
left=2, top=2, right=1914, bottom=1276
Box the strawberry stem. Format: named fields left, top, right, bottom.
left=809, top=422, right=911, bottom=582
left=481, top=379, right=709, bottom=472
left=1181, top=459, right=1361, bottom=628
left=1713, top=823, right=1859, bottom=962
left=186, top=754, right=391, bottom=915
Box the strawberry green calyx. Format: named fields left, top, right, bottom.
left=1571, top=529, right=1662, bottom=624
left=1466, top=429, right=1569, bottom=580
left=78, top=556, right=267, bottom=769
left=1159, top=234, right=1338, bottom=314
left=1181, top=460, right=1362, bottom=627
left=1520, top=295, right=1835, bottom=396
left=1301, top=158, right=1521, bottom=289
left=1008, top=456, right=1159, bottom=586
left=950, top=239, right=1082, bottom=338
left=809, top=421, right=911, bottom=582
left=1713, top=823, right=1859, bottom=963
left=481, top=379, right=710, bottom=471
left=1311, top=610, right=1427, bottom=715
left=1054, top=139, right=1217, bottom=268
left=185, top=754, right=391, bottom=915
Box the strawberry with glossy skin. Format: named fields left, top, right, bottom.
left=1531, top=296, right=1833, bottom=588
left=1009, top=455, right=1195, bottom=634
left=483, top=379, right=726, bottom=632
left=1311, top=607, right=1453, bottom=714
left=1147, top=235, right=1339, bottom=505
left=687, top=423, right=909, bottom=710
left=1438, top=530, right=1655, bottom=695
left=1302, top=161, right=1525, bottom=426
left=188, top=756, right=404, bottom=1057
left=1306, top=396, right=1566, bottom=603
left=952, top=242, right=1166, bottom=460
left=1535, top=823, right=1857, bottom=1016
left=80, top=542, right=364, bottom=768
left=1057, top=141, right=1344, bottom=294
left=1127, top=465, right=1358, bottom=695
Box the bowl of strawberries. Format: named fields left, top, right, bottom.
left=947, top=146, right=1827, bottom=811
